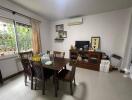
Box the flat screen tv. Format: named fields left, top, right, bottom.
left=75, top=41, right=89, bottom=50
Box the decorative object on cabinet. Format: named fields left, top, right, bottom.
left=56, top=24, right=64, bottom=32
left=70, top=45, right=75, bottom=50
left=91, top=37, right=100, bottom=51
left=77, top=54, right=82, bottom=61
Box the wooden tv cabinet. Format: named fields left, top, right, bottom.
left=70, top=50, right=103, bottom=71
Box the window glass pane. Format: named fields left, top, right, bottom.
left=0, top=18, right=17, bottom=56
left=16, top=23, right=32, bottom=52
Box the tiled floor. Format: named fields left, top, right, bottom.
left=0, top=67, right=132, bottom=100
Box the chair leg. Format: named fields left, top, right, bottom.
left=31, top=76, right=33, bottom=90
left=29, top=76, right=31, bottom=80
left=42, top=80, right=45, bottom=95
left=70, top=81, right=73, bottom=95
left=35, top=78, right=37, bottom=90
left=74, top=77, right=76, bottom=86
left=64, top=65, right=67, bottom=69
left=24, top=74, right=27, bottom=86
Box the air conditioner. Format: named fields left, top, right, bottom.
left=68, top=17, right=83, bottom=26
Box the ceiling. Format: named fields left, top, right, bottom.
left=9, top=0, right=132, bottom=21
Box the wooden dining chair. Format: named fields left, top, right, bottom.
left=19, top=51, right=33, bottom=85
left=31, top=61, right=54, bottom=95
left=19, top=51, right=33, bottom=60
left=20, top=58, right=33, bottom=86
left=57, top=64, right=77, bottom=95
left=53, top=51, right=65, bottom=58
left=53, top=51, right=66, bottom=70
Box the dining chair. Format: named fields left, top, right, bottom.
left=31, top=61, right=54, bottom=95
left=53, top=51, right=65, bottom=58
left=20, top=58, right=33, bottom=86
left=19, top=51, right=33, bottom=60
left=57, top=64, right=77, bottom=95
left=53, top=51, right=66, bottom=70
left=19, top=51, right=33, bottom=85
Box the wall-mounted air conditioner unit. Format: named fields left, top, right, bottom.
left=68, top=17, right=83, bottom=26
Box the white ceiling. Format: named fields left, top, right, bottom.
left=9, top=0, right=132, bottom=21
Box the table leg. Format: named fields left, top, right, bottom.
left=54, top=71, right=58, bottom=97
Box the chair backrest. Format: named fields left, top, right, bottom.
left=53, top=51, right=65, bottom=58
left=19, top=51, right=33, bottom=60
left=31, top=61, right=43, bottom=79
left=21, top=58, right=32, bottom=75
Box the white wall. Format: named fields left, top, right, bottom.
left=50, top=8, right=131, bottom=61
left=0, top=0, right=51, bottom=52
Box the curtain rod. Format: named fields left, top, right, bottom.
left=0, top=5, right=41, bottom=23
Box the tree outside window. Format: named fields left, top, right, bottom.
left=16, top=23, right=32, bottom=52
left=0, top=21, right=16, bottom=55
left=0, top=17, right=32, bottom=56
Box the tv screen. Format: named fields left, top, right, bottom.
left=75, top=41, right=89, bottom=49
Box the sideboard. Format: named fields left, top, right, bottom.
left=70, top=50, right=103, bottom=71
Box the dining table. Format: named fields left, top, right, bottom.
left=31, top=58, right=70, bottom=97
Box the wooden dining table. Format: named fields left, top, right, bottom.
left=44, top=58, right=69, bottom=97
left=31, top=58, right=69, bottom=97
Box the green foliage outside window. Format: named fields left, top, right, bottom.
left=0, top=20, right=32, bottom=55
left=16, top=23, right=32, bottom=52
left=0, top=23, right=16, bottom=53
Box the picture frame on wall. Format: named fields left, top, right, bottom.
left=91, top=36, right=100, bottom=50
left=56, top=24, right=64, bottom=32
left=62, top=31, right=67, bottom=38
left=58, top=30, right=64, bottom=38
left=58, top=31, right=67, bottom=38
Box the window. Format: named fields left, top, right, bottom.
left=16, top=22, right=32, bottom=52
left=0, top=19, right=17, bottom=55
left=0, top=17, right=32, bottom=56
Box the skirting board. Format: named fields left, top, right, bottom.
left=3, top=71, right=24, bottom=81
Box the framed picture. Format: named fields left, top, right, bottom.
left=58, top=31, right=67, bottom=38
left=56, top=24, right=64, bottom=32
left=91, top=37, right=100, bottom=50
left=58, top=30, right=64, bottom=38
left=62, top=31, right=67, bottom=38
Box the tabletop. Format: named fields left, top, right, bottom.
left=41, top=58, right=69, bottom=71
